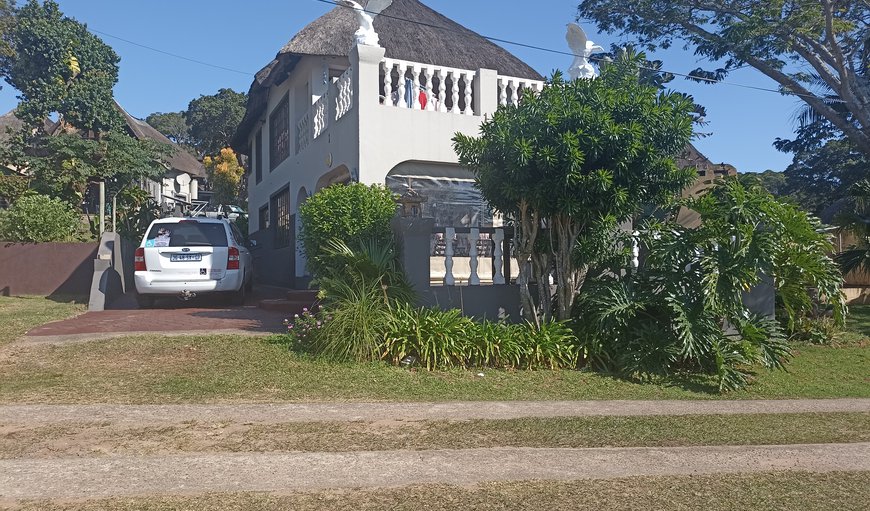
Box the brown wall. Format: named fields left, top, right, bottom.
left=0, top=242, right=97, bottom=297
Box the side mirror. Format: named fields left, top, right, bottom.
left=247, top=239, right=259, bottom=249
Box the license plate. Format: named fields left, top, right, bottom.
left=170, top=253, right=202, bottom=262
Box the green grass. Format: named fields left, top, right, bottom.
left=837, top=304, right=870, bottom=345
left=12, top=472, right=870, bottom=510
left=0, top=334, right=867, bottom=403
left=3, top=413, right=867, bottom=459
left=0, top=295, right=85, bottom=346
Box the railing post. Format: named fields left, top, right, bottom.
left=444, top=227, right=455, bottom=286
left=475, top=68, right=499, bottom=118
left=469, top=228, right=480, bottom=286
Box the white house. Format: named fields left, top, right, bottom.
left=231, top=0, right=544, bottom=288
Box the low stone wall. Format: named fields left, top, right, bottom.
left=0, top=241, right=97, bottom=297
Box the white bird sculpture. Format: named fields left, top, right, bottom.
left=566, top=23, right=605, bottom=80
left=336, top=0, right=393, bottom=47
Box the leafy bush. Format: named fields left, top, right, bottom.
left=298, top=183, right=397, bottom=278
left=574, top=179, right=843, bottom=391
left=380, top=304, right=580, bottom=371
left=307, top=277, right=393, bottom=363
left=114, top=187, right=160, bottom=242
left=316, top=237, right=414, bottom=303
left=0, top=192, right=84, bottom=242
left=0, top=175, right=31, bottom=207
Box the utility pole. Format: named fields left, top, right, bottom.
left=98, top=180, right=105, bottom=237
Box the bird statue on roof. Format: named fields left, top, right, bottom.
left=566, top=23, right=605, bottom=80
left=336, top=0, right=393, bottom=47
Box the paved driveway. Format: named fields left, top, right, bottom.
left=23, top=288, right=290, bottom=343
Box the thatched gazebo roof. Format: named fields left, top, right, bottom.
left=232, top=0, right=543, bottom=151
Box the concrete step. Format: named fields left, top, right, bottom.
left=286, top=289, right=319, bottom=302
left=257, top=299, right=315, bottom=314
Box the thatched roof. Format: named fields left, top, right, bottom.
left=232, top=0, right=543, bottom=151
left=116, top=104, right=206, bottom=179
left=0, top=110, right=56, bottom=144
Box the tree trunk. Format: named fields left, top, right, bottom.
left=514, top=200, right=540, bottom=327
left=553, top=214, right=584, bottom=321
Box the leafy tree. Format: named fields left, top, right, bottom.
left=0, top=0, right=14, bottom=66
left=0, top=174, right=30, bottom=206
left=23, top=130, right=170, bottom=206
left=454, top=55, right=697, bottom=323
left=576, top=178, right=844, bottom=391
left=577, top=0, right=870, bottom=158
left=739, top=170, right=789, bottom=197
left=0, top=0, right=122, bottom=132
left=203, top=148, right=245, bottom=205
left=0, top=1, right=171, bottom=209
left=0, top=192, right=84, bottom=242
left=113, top=187, right=159, bottom=242
left=781, top=137, right=868, bottom=215
left=145, top=111, right=193, bottom=148
left=186, top=88, right=247, bottom=157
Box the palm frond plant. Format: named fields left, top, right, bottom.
left=575, top=178, right=844, bottom=391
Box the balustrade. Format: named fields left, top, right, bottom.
left=381, top=58, right=477, bottom=115
left=432, top=227, right=513, bottom=286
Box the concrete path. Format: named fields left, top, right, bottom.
left=3, top=399, right=869, bottom=426
left=2, top=443, right=868, bottom=500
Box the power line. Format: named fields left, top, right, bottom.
left=90, top=29, right=256, bottom=76
left=315, top=0, right=845, bottom=104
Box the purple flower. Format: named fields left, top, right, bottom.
left=302, top=307, right=308, bottom=313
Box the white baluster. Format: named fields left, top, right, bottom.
left=515, top=82, right=524, bottom=105
left=493, top=229, right=505, bottom=285
left=631, top=231, right=640, bottom=271
left=436, top=69, right=447, bottom=112
left=450, top=71, right=460, bottom=114
left=498, top=78, right=507, bottom=107
left=463, top=74, right=474, bottom=115
left=410, top=65, right=420, bottom=110
left=423, top=68, right=435, bottom=112
left=444, top=227, right=455, bottom=286
left=469, top=228, right=480, bottom=286
left=383, top=61, right=393, bottom=106
left=397, top=66, right=408, bottom=108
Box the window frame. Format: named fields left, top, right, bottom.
left=269, top=96, right=290, bottom=171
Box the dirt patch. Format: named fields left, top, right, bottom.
left=2, top=413, right=868, bottom=460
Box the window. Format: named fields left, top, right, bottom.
left=274, top=188, right=290, bottom=248
left=269, top=96, right=290, bottom=171
left=258, top=204, right=269, bottom=232
left=145, top=221, right=228, bottom=248
left=255, top=129, right=263, bottom=183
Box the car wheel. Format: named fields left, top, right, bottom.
left=231, top=280, right=247, bottom=306
left=136, top=293, right=155, bottom=309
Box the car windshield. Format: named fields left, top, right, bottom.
left=145, top=222, right=228, bottom=247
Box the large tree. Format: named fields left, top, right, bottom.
left=577, top=0, right=870, bottom=157
left=0, top=0, right=169, bottom=207
left=185, top=88, right=247, bottom=157
left=0, top=0, right=122, bottom=132
left=145, top=111, right=192, bottom=148
left=454, top=54, right=697, bottom=322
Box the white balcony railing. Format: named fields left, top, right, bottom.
left=293, top=56, right=545, bottom=157
left=381, top=58, right=477, bottom=115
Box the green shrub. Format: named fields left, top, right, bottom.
left=380, top=304, right=579, bottom=371
left=382, top=304, right=475, bottom=370
left=114, top=187, right=160, bottom=242
left=574, top=179, right=841, bottom=391
left=307, top=277, right=393, bottom=363
left=0, top=175, right=31, bottom=206
left=0, top=192, right=84, bottom=242
left=299, top=183, right=397, bottom=278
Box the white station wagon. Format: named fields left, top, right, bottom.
left=134, top=217, right=254, bottom=308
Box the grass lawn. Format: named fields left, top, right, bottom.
left=12, top=472, right=870, bottom=511
left=0, top=295, right=84, bottom=346
left=1, top=333, right=868, bottom=403
left=3, top=413, right=867, bottom=459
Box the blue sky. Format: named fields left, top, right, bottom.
left=0, top=0, right=802, bottom=172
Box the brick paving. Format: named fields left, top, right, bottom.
left=25, top=290, right=290, bottom=339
